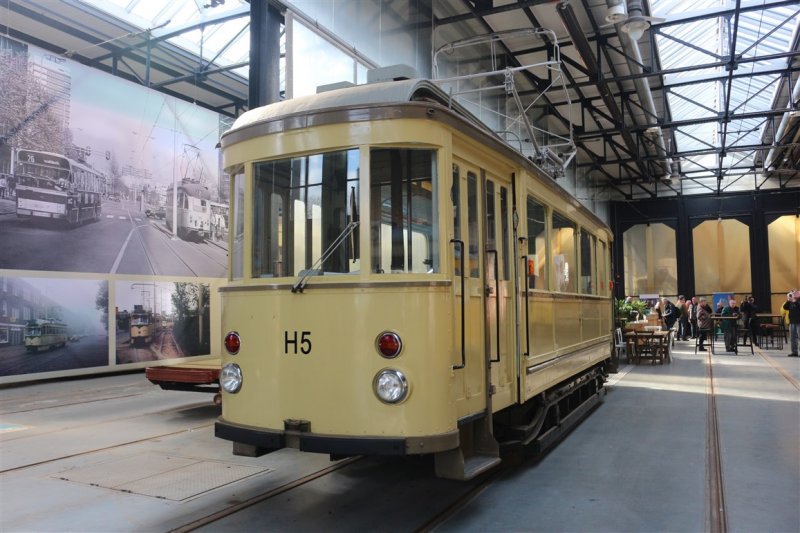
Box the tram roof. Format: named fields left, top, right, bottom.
left=227, top=79, right=490, bottom=138
left=225, top=79, right=611, bottom=235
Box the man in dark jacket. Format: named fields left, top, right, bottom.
left=784, top=290, right=800, bottom=357
left=721, top=298, right=740, bottom=352
left=661, top=298, right=677, bottom=331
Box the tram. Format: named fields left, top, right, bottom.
left=130, top=305, right=153, bottom=346
left=165, top=180, right=211, bottom=241
left=14, top=149, right=104, bottom=226
left=215, top=79, right=613, bottom=480
left=24, top=319, right=68, bottom=353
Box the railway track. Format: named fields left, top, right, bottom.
left=703, top=345, right=798, bottom=533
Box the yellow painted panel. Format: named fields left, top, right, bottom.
left=768, top=216, right=800, bottom=293
left=220, top=287, right=457, bottom=437
left=623, top=223, right=677, bottom=296
left=693, top=219, right=752, bottom=295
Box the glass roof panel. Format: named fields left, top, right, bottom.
left=83, top=0, right=251, bottom=78
left=652, top=0, right=800, bottom=179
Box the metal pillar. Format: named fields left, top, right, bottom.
left=249, top=1, right=282, bottom=108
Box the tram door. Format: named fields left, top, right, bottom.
left=482, top=173, right=516, bottom=411
left=451, top=162, right=487, bottom=417
left=451, top=161, right=516, bottom=418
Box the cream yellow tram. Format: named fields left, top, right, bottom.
left=215, top=79, right=613, bottom=480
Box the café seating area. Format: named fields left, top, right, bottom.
left=621, top=322, right=673, bottom=365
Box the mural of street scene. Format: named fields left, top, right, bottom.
left=115, top=281, right=210, bottom=364
left=0, top=36, right=229, bottom=277
left=0, top=275, right=109, bottom=377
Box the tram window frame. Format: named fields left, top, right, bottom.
left=231, top=170, right=245, bottom=280
left=467, top=172, right=479, bottom=278
left=552, top=211, right=577, bottom=293
left=369, top=148, right=439, bottom=275
left=579, top=229, right=595, bottom=295
left=452, top=164, right=461, bottom=277
left=525, top=196, right=548, bottom=290
left=252, top=148, right=361, bottom=279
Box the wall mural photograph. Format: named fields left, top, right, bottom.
left=115, top=280, right=210, bottom=365
left=0, top=275, right=109, bottom=377
left=0, top=36, right=229, bottom=278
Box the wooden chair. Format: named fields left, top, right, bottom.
left=633, top=331, right=656, bottom=364
left=651, top=333, right=669, bottom=365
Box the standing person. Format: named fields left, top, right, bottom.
left=783, top=290, right=800, bottom=357
left=661, top=297, right=677, bottom=332
left=689, top=296, right=699, bottom=338
left=721, top=298, right=740, bottom=352
left=697, top=297, right=713, bottom=351
left=0, top=174, right=6, bottom=199
left=747, top=296, right=759, bottom=343
left=677, top=295, right=690, bottom=341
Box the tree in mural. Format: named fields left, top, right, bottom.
left=171, top=282, right=210, bottom=355
left=95, top=283, right=109, bottom=332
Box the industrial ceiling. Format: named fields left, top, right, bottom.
left=2, top=0, right=797, bottom=200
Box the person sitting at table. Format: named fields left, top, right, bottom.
left=721, top=298, right=740, bottom=352
left=697, top=297, right=713, bottom=351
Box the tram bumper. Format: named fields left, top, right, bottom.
left=215, top=419, right=459, bottom=457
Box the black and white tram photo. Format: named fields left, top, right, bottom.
left=0, top=1, right=798, bottom=532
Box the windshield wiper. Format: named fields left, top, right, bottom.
left=291, top=220, right=359, bottom=293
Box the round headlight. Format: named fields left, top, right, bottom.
left=373, top=369, right=408, bottom=404
left=220, top=363, right=243, bottom=393
left=376, top=331, right=402, bottom=358
left=224, top=331, right=240, bottom=355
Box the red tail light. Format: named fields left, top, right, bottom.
left=224, top=331, right=240, bottom=355
left=376, top=332, right=402, bottom=358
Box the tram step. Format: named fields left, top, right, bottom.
left=434, top=447, right=501, bottom=480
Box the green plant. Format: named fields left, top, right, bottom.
left=615, top=298, right=650, bottom=324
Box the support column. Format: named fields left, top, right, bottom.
left=249, top=1, right=282, bottom=108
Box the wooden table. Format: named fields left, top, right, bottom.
left=624, top=330, right=671, bottom=364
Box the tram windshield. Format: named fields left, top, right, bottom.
left=253, top=149, right=360, bottom=278
left=25, top=326, right=41, bottom=337
left=131, top=316, right=150, bottom=326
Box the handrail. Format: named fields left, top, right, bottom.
left=521, top=255, right=531, bottom=358
left=451, top=239, right=466, bottom=370
left=487, top=249, right=500, bottom=364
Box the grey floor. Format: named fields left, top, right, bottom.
left=1, top=340, right=798, bottom=532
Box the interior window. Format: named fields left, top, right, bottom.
left=580, top=230, right=594, bottom=294
left=370, top=148, right=438, bottom=274
left=252, top=149, right=360, bottom=278
left=231, top=171, right=245, bottom=280
left=526, top=197, right=547, bottom=290
left=552, top=212, right=577, bottom=293
left=452, top=164, right=461, bottom=277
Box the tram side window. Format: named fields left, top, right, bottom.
left=597, top=240, right=608, bottom=296
left=231, top=171, right=245, bottom=280
left=552, top=212, right=577, bottom=293
left=526, top=197, right=547, bottom=290
left=253, top=149, right=360, bottom=278
left=452, top=164, right=461, bottom=277
left=580, top=230, right=595, bottom=294
left=467, top=172, right=479, bottom=277
left=370, top=148, right=438, bottom=274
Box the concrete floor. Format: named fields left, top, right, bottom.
left=1, top=340, right=798, bottom=532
